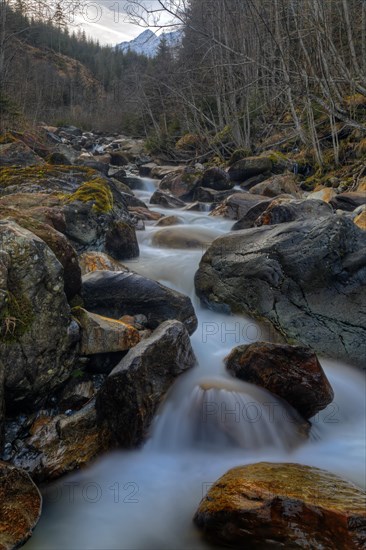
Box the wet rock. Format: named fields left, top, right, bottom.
left=195, top=216, right=366, bottom=368
left=0, top=140, right=45, bottom=167
left=228, top=157, right=272, bottom=182
left=159, top=168, right=198, bottom=199
left=73, top=307, right=140, bottom=355
left=330, top=192, right=366, bottom=212
left=200, top=167, right=234, bottom=191
left=255, top=198, right=333, bottom=227
left=82, top=269, right=198, bottom=335
left=0, top=221, right=77, bottom=412
left=211, top=193, right=269, bottom=219
left=79, top=251, right=127, bottom=275
left=194, top=462, right=366, bottom=550
left=150, top=190, right=186, bottom=209
left=97, top=320, right=196, bottom=447
left=152, top=227, right=216, bottom=250
left=193, top=187, right=234, bottom=204
left=104, top=220, right=139, bottom=260
left=11, top=400, right=111, bottom=482
left=225, top=342, right=334, bottom=419
left=155, top=215, right=184, bottom=227
left=231, top=200, right=272, bottom=230
left=249, top=173, right=302, bottom=198
left=0, top=461, right=42, bottom=550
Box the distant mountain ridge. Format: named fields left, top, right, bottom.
left=116, top=29, right=182, bottom=58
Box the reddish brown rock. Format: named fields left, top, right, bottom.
left=0, top=461, right=42, bottom=550
left=225, top=342, right=334, bottom=419
left=194, top=462, right=366, bottom=550
left=78, top=251, right=127, bottom=275
left=11, top=401, right=112, bottom=482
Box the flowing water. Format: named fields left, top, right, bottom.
left=25, top=178, right=366, bottom=550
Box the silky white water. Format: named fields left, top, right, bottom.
left=25, top=178, right=366, bottom=550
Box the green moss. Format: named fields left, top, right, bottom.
left=0, top=290, right=34, bottom=342
left=65, top=177, right=113, bottom=213
left=0, top=164, right=95, bottom=188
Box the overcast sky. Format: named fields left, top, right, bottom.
left=70, top=1, right=174, bottom=45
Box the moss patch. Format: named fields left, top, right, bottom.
left=0, top=164, right=96, bottom=188
left=65, top=177, right=113, bottom=213
left=0, top=290, right=34, bottom=342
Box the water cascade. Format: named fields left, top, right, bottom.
left=25, top=177, right=366, bottom=550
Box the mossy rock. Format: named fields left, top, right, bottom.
left=0, top=164, right=95, bottom=189
left=65, top=177, right=113, bottom=213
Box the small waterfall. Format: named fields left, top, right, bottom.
left=148, top=377, right=307, bottom=453
left=24, top=174, right=366, bottom=550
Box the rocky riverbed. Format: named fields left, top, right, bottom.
left=0, top=126, right=365, bottom=549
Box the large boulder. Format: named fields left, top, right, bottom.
left=97, top=320, right=196, bottom=447
left=159, top=168, right=198, bottom=199
left=73, top=307, right=140, bottom=355
left=255, top=198, right=333, bottom=227
left=228, top=157, right=272, bottom=182
left=82, top=269, right=198, bottom=335
left=0, top=208, right=81, bottom=299
left=200, top=167, right=234, bottom=191
left=194, top=462, right=366, bottom=550
left=0, top=461, right=42, bottom=549
left=104, top=220, right=139, bottom=260
left=225, top=343, right=334, bottom=419
left=10, top=400, right=111, bottom=482
left=0, top=221, right=78, bottom=412
left=195, top=216, right=366, bottom=368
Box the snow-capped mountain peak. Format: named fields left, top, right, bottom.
left=116, top=29, right=182, bottom=58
